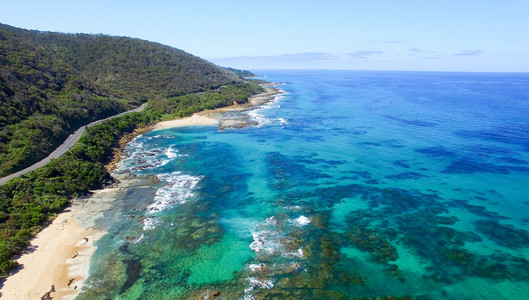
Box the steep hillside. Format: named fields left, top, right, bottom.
left=0, top=23, right=243, bottom=176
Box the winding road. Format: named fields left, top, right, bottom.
left=0, top=103, right=147, bottom=185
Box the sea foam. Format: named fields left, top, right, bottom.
left=244, top=277, right=274, bottom=293
left=121, top=144, right=186, bottom=172
left=147, top=172, right=201, bottom=213
left=293, top=215, right=310, bottom=226
left=142, top=171, right=201, bottom=230
left=165, top=146, right=180, bottom=159
left=246, top=90, right=288, bottom=128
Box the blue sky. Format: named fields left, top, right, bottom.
left=1, top=0, right=528, bottom=72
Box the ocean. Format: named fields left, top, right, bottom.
left=77, top=70, right=529, bottom=299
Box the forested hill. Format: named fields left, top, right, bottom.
left=0, top=23, right=243, bottom=176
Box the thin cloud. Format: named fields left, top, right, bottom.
left=275, top=52, right=341, bottom=62
left=454, top=49, right=484, bottom=56
left=407, top=48, right=441, bottom=59
left=346, top=51, right=384, bottom=59
left=208, top=52, right=342, bottom=69
left=369, top=40, right=402, bottom=44
left=211, top=52, right=339, bottom=63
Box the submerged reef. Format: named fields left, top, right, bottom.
left=77, top=133, right=529, bottom=299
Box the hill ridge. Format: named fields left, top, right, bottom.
left=0, top=23, right=243, bottom=176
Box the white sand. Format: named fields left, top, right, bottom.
left=152, top=113, right=218, bottom=130
left=0, top=186, right=124, bottom=300
left=0, top=210, right=104, bottom=300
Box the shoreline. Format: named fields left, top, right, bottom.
left=152, top=85, right=283, bottom=131
left=0, top=84, right=284, bottom=299
left=0, top=191, right=110, bottom=299
left=106, top=85, right=283, bottom=171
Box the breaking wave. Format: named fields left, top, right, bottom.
left=142, top=172, right=202, bottom=230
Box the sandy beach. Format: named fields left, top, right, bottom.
left=0, top=208, right=103, bottom=299
left=152, top=113, right=218, bottom=130
left=0, top=185, right=126, bottom=299
left=0, top=85, right=282, bottom=299
left=153, top=86, right=283, bottom=130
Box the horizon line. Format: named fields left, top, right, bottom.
left=240, top=68, right=529, bottom=74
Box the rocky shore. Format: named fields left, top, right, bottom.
left=0, top=83, right=284, bottom=299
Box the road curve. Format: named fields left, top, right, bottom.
left=0, top=103, right=147, bottom=185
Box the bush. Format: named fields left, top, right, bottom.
left=0, top=81, right=264, bottom=277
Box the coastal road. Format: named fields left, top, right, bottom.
left=0, top=103, right=147, bottom=185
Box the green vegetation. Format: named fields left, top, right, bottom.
left=150, top=82, right=263, bottom=118
left=0, top=23, right=242, bottom=176
left=0, top=111, right=154, bottom=275
left=224, top=67, right=256, bottom=78
left=0, top=23, right=264, bottom=277
left=0, top=80, right=263, bottom=277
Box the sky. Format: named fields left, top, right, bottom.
left=1, top=0, right=528, bottom=72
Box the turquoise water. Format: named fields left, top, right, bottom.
left=79, top=70, right=529, bottom=299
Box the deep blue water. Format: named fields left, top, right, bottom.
left=79, top=70, right=529, bottom=299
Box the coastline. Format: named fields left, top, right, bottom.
left=0, top=188, right=114, bottom=300
left=152, top=113, right=218, bottom=130
left=0, top=84, right=283, bottom=299
left=152, top=85, right=283, bottom=131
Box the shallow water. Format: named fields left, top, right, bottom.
left=79, top=70, right=529, bottom=299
